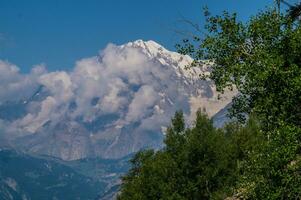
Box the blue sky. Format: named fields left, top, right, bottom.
left=0, top=0, right=277, bottom=72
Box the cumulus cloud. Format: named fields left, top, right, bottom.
left=126, top=85, right=158, bottom=123
left=0, top=41, right=235, bottom=140
left=39, top=71, right=73, bottom=103
left=98, top=78, right=128, bottom=114
left=0, top=60, right=44, bottom=104
left=17, top=96, right=58, bottom=133
left=69, top=43, right=173, bottom=122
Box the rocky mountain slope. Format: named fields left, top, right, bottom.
left=0, top=40, right=236, bottom=161
left=0, top=148, right=130, bottom=199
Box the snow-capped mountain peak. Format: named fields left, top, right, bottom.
left=123, top=39, right=172, bottom=58
left=122, top=39, right=204, bottom=81
left=0, top=40, right=236, bottom=161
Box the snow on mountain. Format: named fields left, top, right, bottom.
left=124, top=40, right=209, bottom=81
left=0, top=40, right=236, bottom=160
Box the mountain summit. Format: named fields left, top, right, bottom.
left=122, top=40, right=203, bottom=80
left=0, top=40, right=235, bottom=160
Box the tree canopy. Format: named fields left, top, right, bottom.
left=118, top=4, right=301, bottom=200
left=176, top=7, right=301, bottom=129
left=118, top=111, right=263, bottom=200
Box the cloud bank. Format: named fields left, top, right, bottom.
left=0, top=40, right=235, bottom=156
left=0, top=61, right=45, bottom=104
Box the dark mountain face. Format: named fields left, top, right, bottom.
left=0, top=149, right=130, bottom=200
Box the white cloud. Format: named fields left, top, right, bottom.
left=0, top=60, right=42, bottom=104
left=126, top=85, right=158, bottom=122
left=69, top=44, right=167, bottom=122
left=0, top=41, right=235, bottom=141
left=39, top=71, right=73, bottom=102
left=99, top=78, right=128, bottom=113
left=31, top=63, right=47, bottom=75
left=1, top=43, right=185, bottom=133
left=18, top=96, right=58, bottom=133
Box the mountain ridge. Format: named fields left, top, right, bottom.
left=0, top=40, right=235, bottom=161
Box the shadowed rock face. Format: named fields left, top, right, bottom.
left=15, top=120, right=93, bottom=160
left=0, top=40, right=236, bottom=161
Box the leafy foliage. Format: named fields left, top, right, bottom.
left=118, top=111, right=263, bottom=200
left=119, top=5, right=301, bottom=200
left=177, top=8, right=301, bottom=129
left=175, top=5, right=301, bottom=199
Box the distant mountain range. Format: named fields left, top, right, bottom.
left=0, top=148, right=130, bottom=199
left=0, top=40, right=236, bottom=199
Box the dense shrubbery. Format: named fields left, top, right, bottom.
left=118, top=5, right=301, bottom=200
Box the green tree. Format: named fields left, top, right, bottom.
left=176, top=8, right=301, bottom=129
left=118, top=112, right=187, bottom=200
left=164, top=111, right=186, bottom=157
left=118, top=111, right=256, bottom=200
left=179, top=111, right=237, bottom=199
left=119, top=4, right=301, bottom=200
left=176, top=5, right=301, bottom=199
